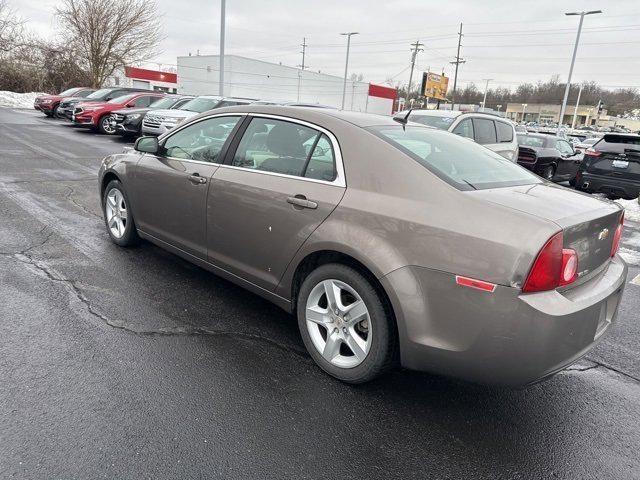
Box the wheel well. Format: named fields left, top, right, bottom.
left=290, top=250, right=399, bottom=352
left=100, top=172, right=120, bottom=198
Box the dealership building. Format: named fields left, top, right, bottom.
left=176, top=54, right=397, bottom=114
left=505, top=102, right=606, bottom=126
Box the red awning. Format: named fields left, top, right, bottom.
left=124, top=66, right=177, bottom=84
left=368, top=83, right=397, bottom=100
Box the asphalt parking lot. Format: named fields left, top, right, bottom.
left=1, top=107, right=639, bottom=480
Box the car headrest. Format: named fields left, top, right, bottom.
left=266, top=124, right=305, bottom=157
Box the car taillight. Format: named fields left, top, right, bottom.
left=584, top=147, right=601, bottom=157
left=523, top=232, right=578, bottom=292
left=611, top=212, right=624, bottom=258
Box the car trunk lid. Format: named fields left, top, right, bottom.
left=584, top=135, right=640, bottom=183
left=471, top=183, right=623, bottom=280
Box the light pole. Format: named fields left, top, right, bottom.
left=521, top=103, right=527, bottom=123
left=481, top=78, right=492, bottom=111
left=571, top=84, right=583, bottom=129
left=558, top=10, right=602, bottom=130
left=340, top=32, right=359, bottom=110
left=219, top=0, right=226, bottom=96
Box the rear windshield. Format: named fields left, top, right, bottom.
left=370, top=125, right=540, bottom=190
left=180, top=97, right=222, bottom=113
left=517, top=135, right=546, bottom=148
left=595, top=134, right=640, bottom=153
left=409, top=114, right=457, bottom=130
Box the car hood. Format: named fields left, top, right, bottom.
left=149, top=109, right=198, bottom=119
left=112, top=107, right=151, bottom=115
left=36, top=94, right=61, bottom=101
left=470, top=182, right=620, bottom=228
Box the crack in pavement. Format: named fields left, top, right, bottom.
left=5, top=250, right=309, bottom=360
left=63, top=185, right=103, bottom=220
left=0, top=225, right=54, bottom=256
left=566, top=360, right=640, bottom=384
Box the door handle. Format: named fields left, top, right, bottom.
left=188, top=173, right=207, bottom=185
left=287, top=195, right=318, bottom=210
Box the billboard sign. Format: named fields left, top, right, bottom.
left=421, top=72, right=449, bottom=100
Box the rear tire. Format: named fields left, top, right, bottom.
left=541, top=165, right=555, bottom=181
left=296, top=263, right=396, bottom=384
left=102, top=180, right=139, bottom=247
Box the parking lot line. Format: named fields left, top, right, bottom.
left=631, top=274, right=640, bottom=286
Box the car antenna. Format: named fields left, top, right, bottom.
left=392, top=108, right=412, bottom=130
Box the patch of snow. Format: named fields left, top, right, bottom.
left=0, top=91, right=46, bottom=109
left=619, top=247, right=640, bottom=266
left=617, top=198, right=640, bottom=224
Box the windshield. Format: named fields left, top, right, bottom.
left=108, top=93, right=137, bottom=104
left=85, top=88, right=113, bottom=100
left=517, top=135, right=546, bottom=148
left=59, top=87, right=81, bottom=96
left=370, top=125, right=540, bottom=190
left=149, top=97, right=179, bottom=109
left=410, top=114, right=457, bottom=130
left=179, top=97, right=221, bottom=113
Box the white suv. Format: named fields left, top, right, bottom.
left=399, top=110, right=519, bottom=161
left=141, top=96, right=256, bottom=135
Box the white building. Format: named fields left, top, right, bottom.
left=177, top=54, right=396, bottom=115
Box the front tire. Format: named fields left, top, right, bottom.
left=98, top=115, right=116, bottom=135
left=102, top=180, right=139, bottom=247
left=296, top=263, right=396, bottom=383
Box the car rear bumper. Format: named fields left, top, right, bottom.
left=577, top=172, right=640, bottom=200
left=380, top=256, right=627, bottom=386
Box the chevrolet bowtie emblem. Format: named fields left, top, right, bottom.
left=598, top=228, right=610, bottom=241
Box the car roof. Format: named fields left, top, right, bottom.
left=406, top=109, right=462, bottom=118
left=188, top=104, right=402, bottom=128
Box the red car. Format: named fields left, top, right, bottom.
left=34, top=87, right=95, bottom=117
left=72, top=91, right=165, bottom=134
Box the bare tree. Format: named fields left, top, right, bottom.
left=0, top=0, right=24, bottom=53
left=56, top=0, right=163, bottom=88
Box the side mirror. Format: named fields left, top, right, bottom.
left=134, top=136, right=159, bottom=154
left=126, top=103, right=135, bottom=108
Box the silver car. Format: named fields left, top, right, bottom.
left=98, top=106, right=627, bottom=386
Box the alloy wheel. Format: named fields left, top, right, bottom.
left=102, top=116, right=116, bottom=134
left=105, top=188, right=128, bottom=238
left=305, top=279, right=372, bottom=369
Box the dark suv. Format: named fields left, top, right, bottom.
left=575, top=133, right=640, bottom=200
left=58, top=87, right=150, bottom=120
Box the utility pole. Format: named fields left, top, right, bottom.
left=481, top=78, right=492, bottom=111
left=450, top=23, right=465, bottom=112
left=218, top=0, right=226, bottom=96
left=558, top=10, right=602, bottom=130
left=571, top=83, right=583, bottom=128
left=406, top=40, right=424, bottom=100
left=297, top=37, right=308, bottom=102
left=341, top=32, right=359, bottom=110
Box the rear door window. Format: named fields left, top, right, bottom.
left=495, top=121, right=514, bottom=143
left=232, top=117, right=336, bottom=181
left=473, top=118, right=497, bottom=145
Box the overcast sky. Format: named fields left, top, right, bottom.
left=12, top=0, right=640, bottom=91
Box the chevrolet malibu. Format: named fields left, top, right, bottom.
left=98, top=106, right=627, bottom=386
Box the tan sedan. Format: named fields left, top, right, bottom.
left=98, top=106, right=627, bottom=386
